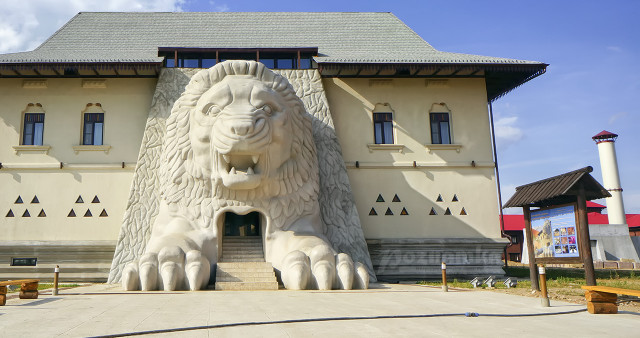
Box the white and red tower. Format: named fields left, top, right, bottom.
left=592, top=130, right=627, bottom=224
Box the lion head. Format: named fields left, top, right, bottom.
left=160, top=61, right=319, bottom=230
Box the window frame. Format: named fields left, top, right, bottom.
left=373, top=112, right=394, bottom=145
left=430, top=112, right=452, bottom=145
left=22, top=113, right=45, bottom=146
left=80, top=103, right=106, bottom=146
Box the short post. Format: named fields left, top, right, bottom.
left=539, top=266, right=550, bottom=307
left=53, top=265, right=59, bottom=296
left=441, top=262, right=448, bottom=292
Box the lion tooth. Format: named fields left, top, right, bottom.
left=230, top=167, right=236, bottom=175
left=222, top=155, right=231, bottom=163
left=252, top=155, right=259, bottom=164
left=247, top=167, right=254, bottom=175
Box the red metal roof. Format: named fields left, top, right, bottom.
left=502, top=212, right=640, bottom=231
left=587, top=201, right=606, bottom=208
left=592, top=130, right=618, bottom=141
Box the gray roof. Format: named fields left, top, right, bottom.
left=503, top=167, right=610, bottom=209
left=0, top=12, right=542, bottom=65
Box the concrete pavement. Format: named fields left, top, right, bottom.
left=0, top=283, right=638, bottom=337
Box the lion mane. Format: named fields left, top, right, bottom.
left=158, top=61, right=321, bottom=232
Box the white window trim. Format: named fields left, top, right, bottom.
left=13, top=145, right=52, bottom=155
left=72, top=145, right=111, bottom=154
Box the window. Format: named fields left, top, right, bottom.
left=23, top=113, right=45, bottom=145
left=83, top=113, right=104, bottom=145
left=430, top=112, right=451, bottom=144
left=373, top=113, right=394, bottom=144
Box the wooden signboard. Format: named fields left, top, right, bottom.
left=527, top=203, right=583, bottom=264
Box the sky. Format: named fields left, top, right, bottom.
left=2, top=0, right=638, bottom=214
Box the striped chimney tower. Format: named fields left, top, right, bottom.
left=592, top=130, right=627, bottom=224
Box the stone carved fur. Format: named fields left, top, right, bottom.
left=122, top=61, right=369, bottom=291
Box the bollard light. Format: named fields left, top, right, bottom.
left=484, top=276, right=496, bottom=288
left=538, top=266, right=550, bottom=307
left=503, top=277, right=518, bottom=288
left=470, top=277, right=482, bottom=288
left=441, top=262, right=448, bottom=292
left=53, top=265, right=59, bottom=296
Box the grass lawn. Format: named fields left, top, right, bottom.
left=419, top=266, right=640, bottom=311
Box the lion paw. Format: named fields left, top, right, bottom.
left=280, top=246, right=369, bottom=290
left=122, top=247, right=210, bottom=291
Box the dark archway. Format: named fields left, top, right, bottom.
left=223, top=211, right=260, bottom=237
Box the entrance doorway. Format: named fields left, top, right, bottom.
left=223, top=212, right=260, bottom=236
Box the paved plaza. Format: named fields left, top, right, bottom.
left=1, top=283, right=638, bottom=337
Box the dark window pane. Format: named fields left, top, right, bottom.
left=440, top=121, right=451, bottom=144
left=299, top=58, right=311, bottom=69
left=383, top=121, right=393, bottom=144
left=183, top=59, right=199, bottom=68
left=430, top=113, right=450, bottom=144
left=33, top=122, right=44, bottom=145
left=94, top=122, right=103, bottom=145
left=201, top=59, right=216, bottom=68
left=374, top=123, right=383, bottom=144
left=260, top=59, right=275, bottom=68
left=276, top=58, right=293, bottom=69
left=23, top=122, right=34, bottom=145
left=165, top=58, right=175, bottom=68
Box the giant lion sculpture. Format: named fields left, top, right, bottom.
left=122, top=61, right=369, bottom=291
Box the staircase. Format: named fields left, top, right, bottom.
left=215, top=236, right=279, bottom=290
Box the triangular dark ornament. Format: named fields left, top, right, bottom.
left=460, top=208, right=467, bottom=216
left=99, top=209, right=108, bottom=217
left=369, top=208, right=377, bottom=216
left=429, top=208, right=437, bottom=215
left=76, top=196, right=84, bottom=203
left=452, top=194, right=459, bottom=202
left=385, top=207, right=393, bottom=215
left=67, top=209, right=76, bottom=217
left=38, top=209, right=46, bottom=217
left=6, top=209, right=14, bottom=217
left=444, top=208, right=452, bottom=215
left=84, top=209, right=92, bottom=217
left=436, top=194, right=443, bottom=202
left=376, top=194, right=385, bottom=202
left=392, top=194, right=401, bottom=202
left=15, top=196, right=23, bottom=204
left=31, top=196, right=39, bottom=204
left=92, top=196, right=100, bottom=203
left=400, top=207, right=409, bottom=215
left=22, top=209, right=30, bottom=217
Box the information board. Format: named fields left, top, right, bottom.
left=530, top=204, right=580, bottom=261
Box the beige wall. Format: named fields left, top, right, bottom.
left=323, top=77, right=501, bottom=239
left=0, top=78, right=156, bottom=240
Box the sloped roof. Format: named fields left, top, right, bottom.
left=503, top=213, right=640, bottom=231
left=0, top=12, right=544, bottom=65
left=503, top=167, right=611, bottom=208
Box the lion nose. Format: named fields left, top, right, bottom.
left=230, top=120, right=255, bottom=136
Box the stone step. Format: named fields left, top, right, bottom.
left=220, top=258, right=265, bottom=262
left=223, top=237, right=262, bottom=243
left=216, top=276, right=277, bottom=283
left=216, top=270, right=276, bottom=278
left=222, top=244, right=263, bottom=249
left=215, top=281, right=279, bottom=291
left=222, top=249, right=264, bottom=255
left=217, top=262, right=273, bottom=269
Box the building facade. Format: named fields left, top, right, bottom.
left=0, top=12, right=546, bottom=284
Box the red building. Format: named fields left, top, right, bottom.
left=502, top=201, right=640, bottom=262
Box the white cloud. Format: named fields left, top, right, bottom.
left=606, top=46, right=622, bottom=53
left=608, top=111, right=628, bottom=125
left=0, top=0, right=185, bottom=53
left=208, top=1, right=229, bottom=11
left=494, top=116, right=524, bottom=150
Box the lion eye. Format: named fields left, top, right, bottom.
left=261, top=105, right=273, bottom=115
left=204, top=104, right=221, bottom=116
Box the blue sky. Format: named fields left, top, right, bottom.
left=2, top=0, right=638, bottom=214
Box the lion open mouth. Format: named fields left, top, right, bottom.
left=219, top=153, right=263, bottom=190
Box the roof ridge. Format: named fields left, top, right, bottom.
left=33, top=12, right=82, bottom=52
left=515, top=166, right=593, bottom=191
